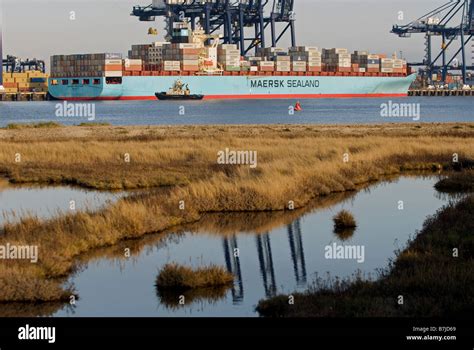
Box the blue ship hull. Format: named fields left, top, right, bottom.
left=49, top=74, right=417, bottom=100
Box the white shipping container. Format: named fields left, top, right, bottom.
left=152, top=41, right=168, bottom=47
left=124, top=59, right=143, bottom=67
left=177, top=43, right=201, bottom=49
left=182, top=60, right=199, bottom=65
left=218, top=49, right=240, bottom=54
left=292, top=67, right=306, bottom=72
left=105, top=71, right=123, bottom=77
left=105, top=59, right=122, bottom=65
left=219, top=44, right=238, bottom=50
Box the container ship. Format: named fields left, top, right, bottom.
left=49, top=24, right=416, bottom=100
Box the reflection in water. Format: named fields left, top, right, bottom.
left=0, top=179, right=121, bottom=227
left=222, top=236, right=244, bottom=304
left=256, top=234, right=277, bottom=298
left=33, top=176, right=452, bottom=317
left=287, top=219, right=307, bottom=287
left=156, top=286, right=231, bottom=310
left=334, top=227, right=356, bottom=241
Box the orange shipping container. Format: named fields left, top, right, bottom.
left=336, top=67, right=351, bottom=73
left=182, top=65, right=199, bottom=71
left=3, top=82, right=18, bottom=88
left=104, top=64, right=123, bottom=71
left=124, top=65, right=142, bottom=71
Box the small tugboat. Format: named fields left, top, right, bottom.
left=155, top=79, right=204, bottom=100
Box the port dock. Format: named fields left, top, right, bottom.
left=0, top=92, right=49, bottom=101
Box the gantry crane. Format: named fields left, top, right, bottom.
left=131, top=0, right=297, bottom=56
left=2, top=55, right=46, bottom=74
left=392, top=0, right=474, bottom=84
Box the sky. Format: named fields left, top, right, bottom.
left=1, top=0, right=472, bottom=67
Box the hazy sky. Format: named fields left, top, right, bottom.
left=1, top=0, right=472, bottom=66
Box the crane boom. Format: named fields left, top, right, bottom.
left=131, top=0, right=297, bottom=56
left=392, top=0, right=473, bottom=84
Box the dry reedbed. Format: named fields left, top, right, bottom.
left=0, top=123, right=473, bottom=303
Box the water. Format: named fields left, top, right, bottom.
left=0, top=179, right=121, bottom=226
left=0, top=97, right=472, bottom=126
left=49, top=176, right=451, bottom=317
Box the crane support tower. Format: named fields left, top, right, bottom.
left=131, top=0, right=297, bottom=56
left=392, top=0, right=474, bottom=84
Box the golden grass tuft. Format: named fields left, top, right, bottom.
left=333, top=210, right=357, bottom=230
left=156, top=263, right=234, bottom=289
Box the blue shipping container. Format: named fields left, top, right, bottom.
left=30, top=78, right=46, bottom=83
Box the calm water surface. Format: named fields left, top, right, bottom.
left=0, top=97, right=472, bottom=126
left=43, top=176, right=453, bottom=317
left=0, top=179, right=121, bottom=226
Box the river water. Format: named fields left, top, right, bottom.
left=22, top=175, right=450, bottom=317
left=0, top=179, right=121, bottom=226
left=0, top=97, right=472, bottom=126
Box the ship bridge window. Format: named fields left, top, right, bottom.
left=83, top=79, right=90, bottom=85
left=51, top=80, right=58, bottom=86
left=93, top=79, right=101, bottom=85
left=106, top=77, right=122, bottom=85
left=61, top=79, right=69, bottom=85
left=72, top=79, right=80, bottom=85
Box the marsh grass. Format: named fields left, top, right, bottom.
left=434, top=171, right=474, bottom=192
left=5, top=122, right=62, bottom=129
left=77, top=122, right=111, bottom=127
left=0, top=124, right=473, bottom=303
left=333, top=210, right=357, bottom=230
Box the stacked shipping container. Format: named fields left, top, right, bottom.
left=50, top=53, right=123, bottom=78
left=2, top=71, right=49, bottom=93
left=322, top=48, right=351, bottom=73
left=218, top=44, right=241, bottom=71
